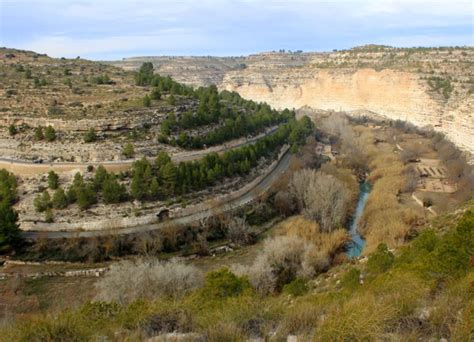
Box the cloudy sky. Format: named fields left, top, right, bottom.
left=1, top=0, right=472, bottom=60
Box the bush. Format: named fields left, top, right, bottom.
left=95, top=258, right=203, bottom=304
left=282, top=278, right=308, bottom=296
left=340, top=267, right=361, bottom=290
left=8, top=124, right=17, bottom=136
left=102, top=175, right=127, bottom=204
left=83, top=128, right=97, bottom=143
left=143, top=95, right=151, bottom=107
left=226, top=217, right=254, bottom=246
left=122, top=143, right=135, bottom=158
left=237, top=236, right=308, bottom=294
left=202, top=268, right=251, bottom=299
left=367, top=243, right=395, bottom=275
left=7, top=313, right=89, bottom=341
left=150, top=88, right=161, bottom=100
left=34, top=126, right=44, bottom=140
left=44, top=125, right=56, bottom=142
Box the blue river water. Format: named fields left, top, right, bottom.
left=346, top=181, right=371, bottom=258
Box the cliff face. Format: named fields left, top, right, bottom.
left=222, top=68, right=472, bottom=155
left=113, top=47, right=474, bottom=156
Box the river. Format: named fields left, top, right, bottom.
left=346, top=181, right=371, bottom=258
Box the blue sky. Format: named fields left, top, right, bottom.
left=1, top=0, right=472, bottom=60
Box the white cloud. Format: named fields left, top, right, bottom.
left=16, top=31, right=210, bottom=58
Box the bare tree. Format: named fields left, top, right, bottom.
left=227, top=217, right=254, bottom=246
left=291, top=169, right=348, bottom=232
left=95, top=258, right=204, bottom=304
left=274, top=190, right=296, bottom=216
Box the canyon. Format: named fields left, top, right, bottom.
left=113, top=46, right=474, bottom=159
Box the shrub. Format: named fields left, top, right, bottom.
left=7, top=313, right=89, bottom=341
left=282, top=278, right=309, bottom=296
left=274, top=190, right=296, bottom=216
left=95, top=258, right=203, bottom=304
left=238, top=236, right=308, bottom=294
left=150, top=88, right=161, bottom=100
left=34, top=126, right=44, bottom=140
left=8, top=124, right=17, bottom=136
left=44, top=125, right=56, bottom=142
left=83, top=128, right=97, bottom=143
left=76, top=184, right=97, bottom=210
left=367, top=243, right=395, bottom=275
left=122, top=143, right=135, bottom=158
left=143, top=95, right=151, bottom=107
left=202, top=268, right=251, bottom=299
left=423, top=197, right=433, bottom=208
left=340, top=267, right=361, bottom=290
left=226, top=217, right=254, bottom=246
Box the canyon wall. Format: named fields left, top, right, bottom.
left=221, top=68, right=473, bottom=156
left=113, top=48, right=474, bottom=157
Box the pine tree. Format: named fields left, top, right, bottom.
left=34, top=126, right=44, bottom=140
left=77, top=184, right=97, bottom=210
left=102, top=175, right=127, bottom=204
left=34, top=191, right=51, bottom=212
left=0, top=203, right=22, bottom=252
left=161, top=162, right=177, bottom=196
left=150, top=177, right=160, bottom=200
left=93, top=165, right=108, bottom=190
left=52, top=187, right=68, bottom=209
left=122, top=143, right=135, bottom=158
left=44, top=125, right=56, bottom=142
left=48, top=170, right=59, bottom=189
left=45, top=208, right=54, bottom=223
left=131, top=172, right=147, bottom=200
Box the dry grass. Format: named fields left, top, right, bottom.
left=276, top=215, right=350, bottom=259
left=357, top=138, right=423, bottom=253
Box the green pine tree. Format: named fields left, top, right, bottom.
left=0, top=203, right=23, bottom=252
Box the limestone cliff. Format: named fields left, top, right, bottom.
left=113, top=46, right=474, bottom=156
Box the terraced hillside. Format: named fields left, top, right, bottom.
left=0, top=48, right=312, bottom=233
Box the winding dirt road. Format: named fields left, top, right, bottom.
left=0, top=127, right=278, bottom=176
left=22, top=149, right=292, bottom=239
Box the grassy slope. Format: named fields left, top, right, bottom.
left=2, top=203, right=472, bottom=341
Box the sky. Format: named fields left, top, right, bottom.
left=1, top=0, right=473, bottom=60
